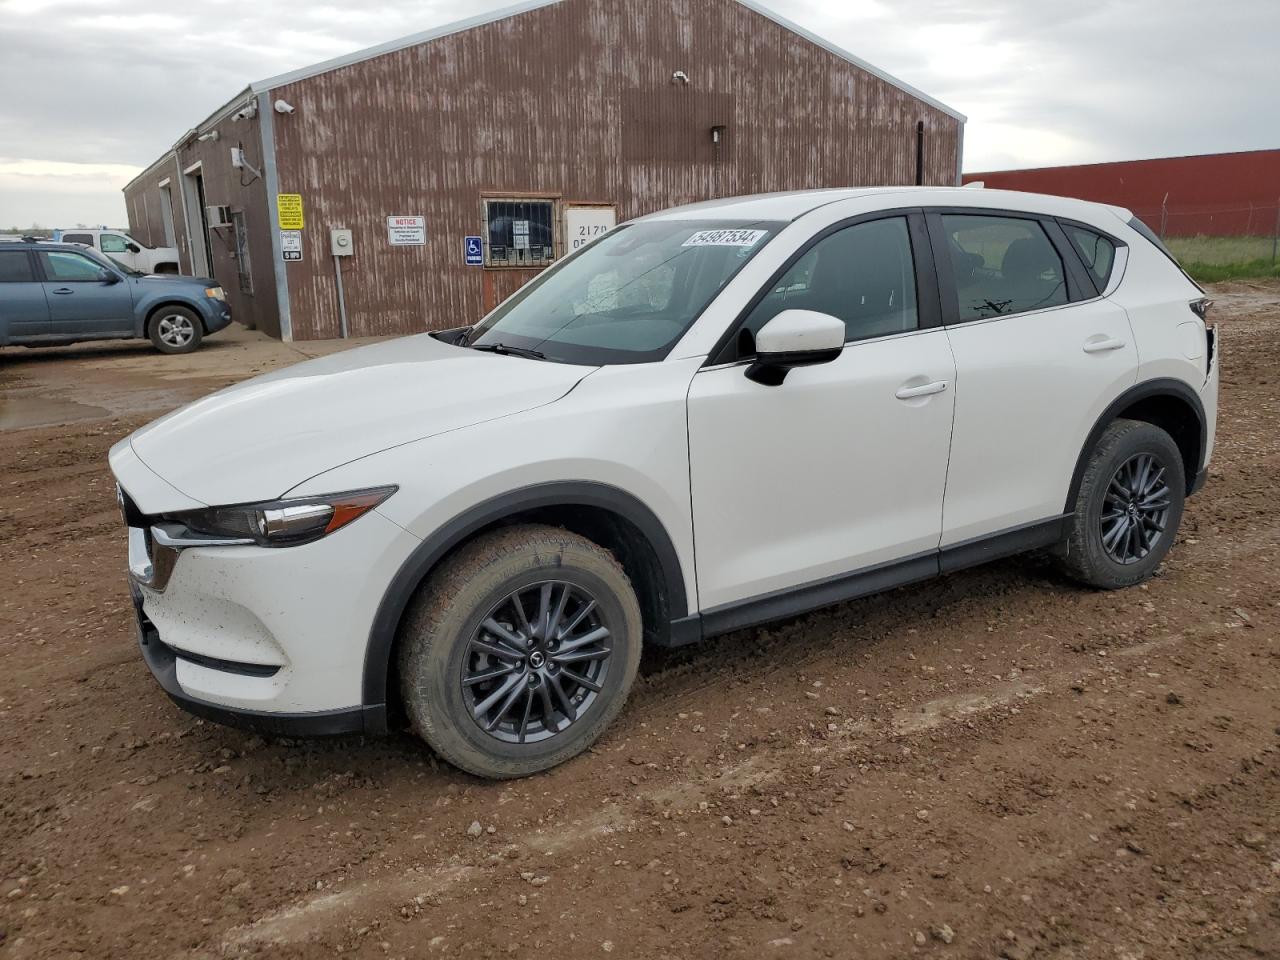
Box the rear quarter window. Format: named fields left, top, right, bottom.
left=1062, top=224, right=1117, bottom=290
left=0, top=250, right=36, bottom=282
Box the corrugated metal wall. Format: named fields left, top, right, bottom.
left=125, top=154, right=189, bottom=271
left=265, top=0, right=961, bottom=339
left=964, top=149, right=1280, bottom=237
left=124, top=113, right=281, bottom=335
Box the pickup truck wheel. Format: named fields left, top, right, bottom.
left=398, top=524, right=642, bottom=779
left=1059, top=418, right=1186, bottom=589
left=149, top=307, right=203, bottom=354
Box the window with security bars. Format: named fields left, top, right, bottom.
left=484, top=199, right=555, bottom=267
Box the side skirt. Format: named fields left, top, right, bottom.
left=659, top=515, right=1070, bottom=647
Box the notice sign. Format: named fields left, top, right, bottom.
left=280, top=230, right=302, bottom=261
left=464, top=236, right=483, bottom=266
left=387, top=216, right=426, bottom=245
left=277, top=193, right=304, bottom=230
left=566, top=206, right=616, bottom=251
left=512, top=219, right=529, bottom=249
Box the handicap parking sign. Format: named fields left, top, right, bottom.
left=464, top=236, right=483, bottom=266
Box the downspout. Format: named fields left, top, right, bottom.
left=955, top=120, right=965, bottom=186
left=257, top=90, right=294, bottom=341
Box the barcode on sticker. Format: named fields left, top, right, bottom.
left=682, top=229, right=767, bottom=248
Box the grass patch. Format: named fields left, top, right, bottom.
left=1165, top=235, right=1277, bottom=265
left=1183, top=259, right=1280, bottom=284
left=1158, top=235, right=1279, bottom=283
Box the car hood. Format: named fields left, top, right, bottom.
left=128, top=334, right=595, bottom=505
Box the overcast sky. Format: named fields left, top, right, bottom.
left=1, top=0, right=1276, bottom=228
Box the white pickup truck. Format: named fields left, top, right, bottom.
left=55, top=228, right=181, bottom=275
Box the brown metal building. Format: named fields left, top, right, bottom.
left=123, top=0, right=964, bottom=341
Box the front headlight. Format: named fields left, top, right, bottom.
left=173, top=486, right=397, bottom=547
left=204, top=286, right=226, bottom=300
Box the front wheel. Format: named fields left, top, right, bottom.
left=1059, top=418, right=1186, bottom=589
left=398, top=524, right=643, bottom=779
left=149, top=307, right=203, bottom=354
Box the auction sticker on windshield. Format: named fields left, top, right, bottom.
left=682, top=229, right=768, bottom=248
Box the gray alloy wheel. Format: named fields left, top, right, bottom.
left=1059, top=418, right=1186, bottom=590
left=462, top=580, right=614, bottom=744
left=148, top=306, right=203, bottom=354
left=1100, top=452, right=1173, bottom=565
left=398, top=524, right=642, bottom=779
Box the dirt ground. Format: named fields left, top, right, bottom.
left=1, top=286, right=1278, bottom=960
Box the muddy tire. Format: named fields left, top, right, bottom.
left=148, top=306, right=203, bottom=354
left=398, top=524, right=643, bottom=779
left=1059, top=418, right=1186, bottom=589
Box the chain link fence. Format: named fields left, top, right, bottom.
left=1129, top=199, right=1280, bottom=267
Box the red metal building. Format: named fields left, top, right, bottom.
left=964, top=148, right=1280, bottom=237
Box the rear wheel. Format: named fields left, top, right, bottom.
left=1059, top=418, right=1186, bottom=589
left=398, top=524, right=642, bottom=779
left=148, top=306, right=203, bottom=354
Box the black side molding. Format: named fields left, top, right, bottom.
left=938, top=515, right=1069, bottom=574
left=666, top=515, right=1072, bottom=644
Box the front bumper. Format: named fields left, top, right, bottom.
left=199, top=297, right=233, bottom=334
left=115, top=478, right=421, bottom=735
left=131, top=586, right=379, bottom=736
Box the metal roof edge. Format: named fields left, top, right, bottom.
left=122, top=146, right=183, bottom=193
left=732, top=0, right=966, bottom=123
left=122, top=85, right=254, bottom=194
left=248, top=0, right=564, bottom=93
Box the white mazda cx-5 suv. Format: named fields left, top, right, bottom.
left=110, top=187, right=1219, bottom=778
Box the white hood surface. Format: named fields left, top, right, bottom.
left=128, top=334, right=594, bottom=506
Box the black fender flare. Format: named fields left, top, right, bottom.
left=1063, top=377, right=1206, bottom=514
left=361, top=480, right=690, bottom=718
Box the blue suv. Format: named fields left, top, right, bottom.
left=0, top=238, right=232, bottom=354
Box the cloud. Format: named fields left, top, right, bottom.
left=1, top=0, right=1276, bottom=225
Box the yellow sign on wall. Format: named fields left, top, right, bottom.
left=277, top=193, right=304, bottom=230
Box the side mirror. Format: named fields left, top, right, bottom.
left=126, top=242, right=141, bottom=253
left=745, top=309, right=845, bottom=386
left=98, top=268, right=120, bottom=284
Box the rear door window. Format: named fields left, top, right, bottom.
left=61, top=233, right=95, bottom=247
left=940, top=214, right=1067, bottom=321
left=37, top=250, right=106, bottom=281
left=0, top=250, right=36, bottom=282
left=1062, top=224, right=1117, bottom=291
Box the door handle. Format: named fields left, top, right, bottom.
left=51, top=287, right=74, bottom=295
left=895, top=380, right=949, bottom=400
left=1083, top=336, right=1126, bottom=354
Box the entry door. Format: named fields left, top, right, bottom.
left=0, top=249, right=51, bottom=340
left=687, top=214, right=957, bottom=610
left=929, top=211, right=1139, bottom=545
left=35, top=250, right=134, bottom=336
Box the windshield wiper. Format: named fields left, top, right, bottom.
left=469, top=342, right=547, bottom=360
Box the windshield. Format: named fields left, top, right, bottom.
left=468, top=219, right=783, bottom=364
left=82, top=246, right=142, bottom=276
